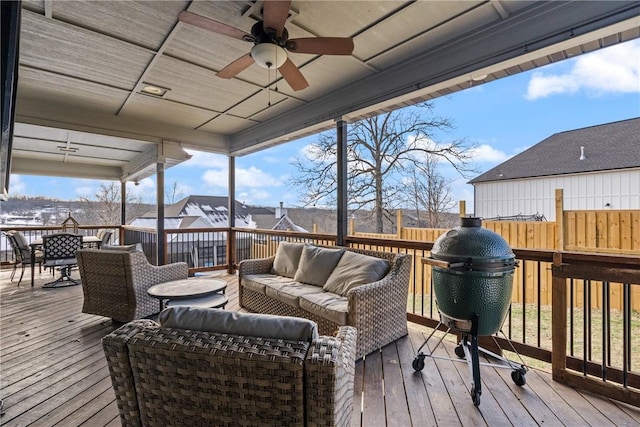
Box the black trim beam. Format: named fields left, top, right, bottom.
left=336, top=120, right=348, bottom=246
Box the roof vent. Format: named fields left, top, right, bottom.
left=579, top=146, right=586, bottom=160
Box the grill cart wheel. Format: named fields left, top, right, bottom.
left=471, top=387, right=481, bottom=406
left=511, top=368, right=527, bottom=386
left=454, top=345, right=465, bottom=359
left=412, top=355, right=426, bottom=371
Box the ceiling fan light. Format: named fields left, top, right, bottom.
left=251, top=43, right=287, bottom=69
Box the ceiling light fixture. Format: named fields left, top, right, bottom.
left=251, top=43, right=287, bottom=69
left=140, top=83, right=169, bottom=97
left=471, top=74, right=488, bottom=82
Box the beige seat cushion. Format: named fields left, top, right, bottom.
left=265, top=281, right=326, bottom=308
left=293, top=245, right=345, bottom=286
left=158, top=306, right=319, bottom=341
left=271, top=241, right=305, bottom=278
left=324, top=251, right=391, bottom=296
left=242, top=273, right=293, bottom=295
left=299, top=292, right=349, bottom=325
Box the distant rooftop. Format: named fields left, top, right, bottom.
left=470, top=117, right=640, bottom=184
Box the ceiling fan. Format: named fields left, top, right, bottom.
left=178, top=0, right=354, bottom=91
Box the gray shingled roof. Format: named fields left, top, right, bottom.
left=470, top=117, right=640, bottom=184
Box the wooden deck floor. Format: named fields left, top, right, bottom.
left=1, top=268, right=639, bottom=426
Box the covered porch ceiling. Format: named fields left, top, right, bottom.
left=11, top=0, right=640, bottom=183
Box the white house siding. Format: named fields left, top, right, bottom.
left=474, top=168, right=640, bottom=221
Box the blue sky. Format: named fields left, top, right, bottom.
left=10, top=39, right=640, bottom=210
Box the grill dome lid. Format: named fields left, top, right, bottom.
left=431, top=217, right=515, bottom=268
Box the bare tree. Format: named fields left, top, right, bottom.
left=79, top=182, right=149, bottom=225
left=403, top=154, right=457, bottom=228
left=166, top=181, right=186, bottom=205
left=291, top=102, right=475, bottom=232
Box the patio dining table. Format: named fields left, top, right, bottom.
left=29, top=235, right=102, bottom=287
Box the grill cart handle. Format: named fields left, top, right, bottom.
left=421, top=257, right=466, bottom=269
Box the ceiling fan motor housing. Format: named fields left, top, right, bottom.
left=250, top=21, right=288, bottom=47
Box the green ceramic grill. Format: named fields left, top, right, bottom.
left=428, top=217, right=516, bottom=336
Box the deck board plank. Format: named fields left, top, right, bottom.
left=0, top=270, right=637, bottom=426
left=380, top=343, right=411, bottom=426
left=361, top=350, right=386, bottom=426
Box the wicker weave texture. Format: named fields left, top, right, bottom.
left=102, top=320, right=356, bottom=427
left=239, top=247, right=411, bottom=359
left=77, top=249, right=188, bottom=322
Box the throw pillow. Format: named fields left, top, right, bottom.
left=293, top=245, right=345, bottom=286
left=271, top=241, right=305, bottom=278
left=158, top=307, right=319, bottom=341
left=324, top=251, right=391, bottom=296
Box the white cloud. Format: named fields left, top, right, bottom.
left=182, top=150, right=227, bottom=168
left=75, top=185, right=95, bottom=197
left=202, top=166, right=286, bottom=190
left=526, top=39, right=640, bottom=100
left=127, top=178, right=155, bottom=200
left=469, top=144, right=510, bottom=162
left=9, top=175, right=26, bottom=195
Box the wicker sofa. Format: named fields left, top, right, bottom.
left=102, top=309, right=357, bottom=427
left=239, top=243, right=411, bottom=359
left=77, top=247, right=188, bottom=322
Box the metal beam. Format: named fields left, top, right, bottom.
left=228, top=155, right=236, bottom=274
left=336, top=120, right=348, bottom=247
left=156, top=162, right=165, bottom=265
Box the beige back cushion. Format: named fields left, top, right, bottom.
left=271, top=241, right=305, bottom=278
left=158, top=306, right=319, bottom=342
left=293, top=245, right=345, bottom=286
left=101, top=243, right=142, bottom=252
left=323, top=251, right=391, bottom=296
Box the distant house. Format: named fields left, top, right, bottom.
left=129, top=196, right=308, bottom=267
left=470, top=118, right=640, bottom=221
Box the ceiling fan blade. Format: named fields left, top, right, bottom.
left=263, top=0, right=291, bottom=35
left=216, top=53, right=255, bottom=79
left=179, top=11, right=253, bottom=42
left=287, top=37, right=354, bottom=55
left=278, top=58, right=309, bottom=91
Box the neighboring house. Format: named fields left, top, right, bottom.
left=129, top=196, right=308, bottom=267
left=470, top=118, right=640, bottom=221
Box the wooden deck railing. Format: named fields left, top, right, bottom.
left=4, top=224, right=638, bottom=406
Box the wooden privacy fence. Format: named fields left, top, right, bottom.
left=351, top=191, right=639, bottom=310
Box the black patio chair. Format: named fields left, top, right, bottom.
left=3, top=231, right=43, bottom=286
left=42, top=233, right=83, bottom=288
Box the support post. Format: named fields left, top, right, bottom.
left=555, top=188, right=564, bottom=250
left=120, top=181, right=126, bottom=243
left=551, top=252, right=567, bottom=380
left=227, top=156, right=236, bottom=274
left=459, top=200, right=466, bottom=217
left=396, top=209, right=402, bottom=238
left=336, top=120, right=348, bottom=246
left=156, top=162, right=165, bottom=266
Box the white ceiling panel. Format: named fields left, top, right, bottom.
left=122, top=95, right=218, bottom=130
left=20, top=10, right=154, bottom=90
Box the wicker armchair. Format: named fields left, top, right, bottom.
left=102, top=319, right=357, bottom=427
left=77, top=249, right=188, bottom=322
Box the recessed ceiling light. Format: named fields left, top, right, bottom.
left=140, top=83, right=169, bottom=97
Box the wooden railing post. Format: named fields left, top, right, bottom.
left=396, top=209, right=402, bottom=239
left=227, top=228, right=235, bottom=274
left=555, top=188, right=564, bottom=250
left=551, top=252, right=567, bottom=381
left=459, top=200, right=466, bottom=217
